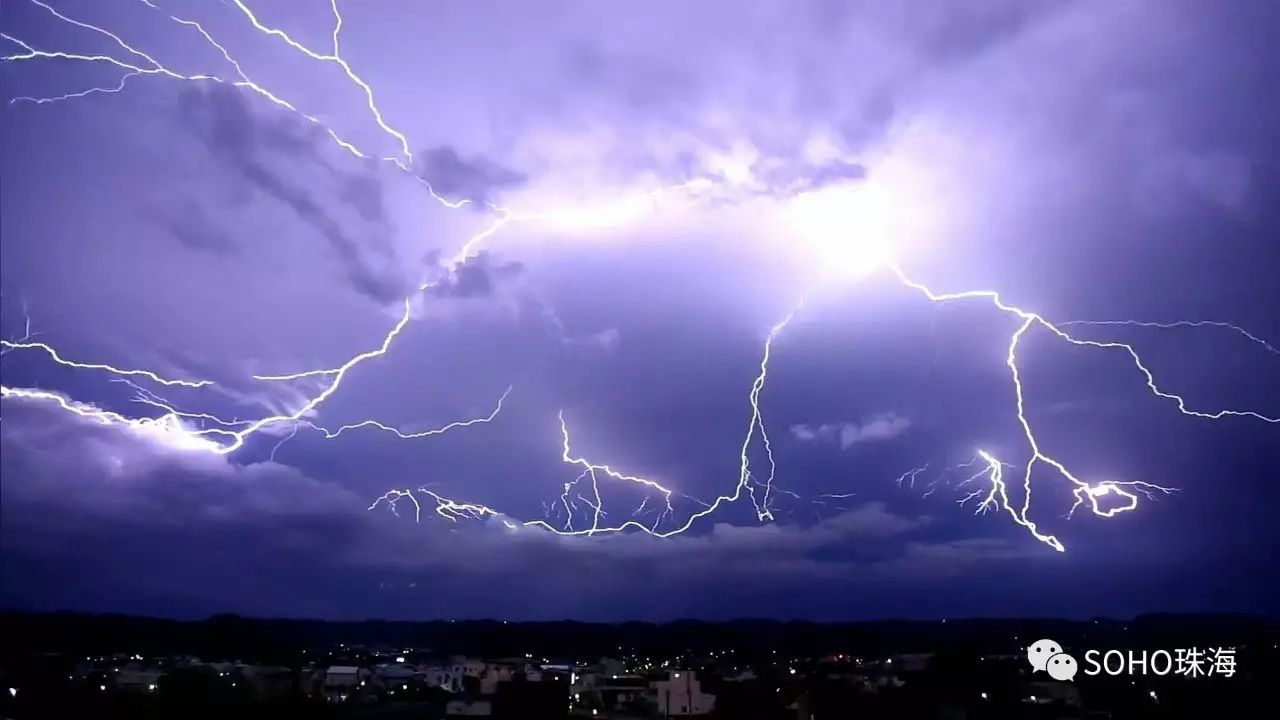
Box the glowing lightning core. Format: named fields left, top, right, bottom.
left=3, top=0, right=1275, bottom=555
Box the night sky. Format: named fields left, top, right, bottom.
left=1, top=0, right=1277, bottom=622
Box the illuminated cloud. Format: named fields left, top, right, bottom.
left=177, top=84, right=406, bottom=304
left=414, top=146, right=527, bottom=206
left=1, top=0, right=1277, bottom=619
left=791, top=414, right=912, bottom=449
left=564, top=327, right=622, bottom=354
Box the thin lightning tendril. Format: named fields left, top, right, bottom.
left=893, top=462, right=931, bottom=489
left=4, top=0, right=1273, bottom=552
left=1061, top=319, right=1280, bottom=357
left=1, top=339, right=212, bottom=387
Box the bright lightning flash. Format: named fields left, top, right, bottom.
left=783, top=183, right=899, bottom=279
left=2, top=0, right=1275, bottom=555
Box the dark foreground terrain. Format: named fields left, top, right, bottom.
left=0, top=611, right=1275, bottom=719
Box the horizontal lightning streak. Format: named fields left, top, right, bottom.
left=0, top=386, right=230, bottom=452
left=1, top=340, right=212, bottom=388
left=1061, top=319, right=1280, bottom=357
left=888, top=266, right=1279, bottom=424
left=367, top=264, right=1252, bottom=551
left=301, top=386, right=511, bottom=440
left=5, top=0, right=1269, bottom=553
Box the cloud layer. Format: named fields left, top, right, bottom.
left=791, top=413, right=912, bottom=449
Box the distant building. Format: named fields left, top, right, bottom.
left=423, top=664, right=464, bottom=692
left=651, top=671, right=715, bottom=717
left=116, top=667, right=163, bottom=692
left=449, top=656, right=486, bottom=678
left=321, top=666, right=363, bottom=702
left=479, top=662, right=517, bottom=694
left=375, top=662, right=415, bottom=687
left=573, top=673, right=652, bottom=715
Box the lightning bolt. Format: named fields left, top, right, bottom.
left=371, top=260, right=1268, bottom=553
left=893, top=463, right=932, bottom=489
left=302, top=386, right=512, bottom=440
left=1060, top=320, right=1279, bottom=357
left=0, top=340, right=212, bottom=388
left=1, top=0, right=515, bottom=448
left=555, top=411, right=688, bottom=534
left=369, top=487, right=509, bottom=525
left=5, top=0, right=1273, bottom=555
left=743, top=299, right=811, bottom=524
left=880, top=264, right=1277, bottom=550
left=0, top=385, right=227, bottom=453
left=2, top=302, right=514, bottom=455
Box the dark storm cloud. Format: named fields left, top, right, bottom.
left=427, top=251, right=525, bottom=299
left=908, top=0, right=1073, bottom=63
left=176, top=85, right=404, bottom=304
left=0, top=404, right=1037, bottom=618
left=155, top=198, right=238, bottom=256
left=415, top=146, right=527, bottom=206
left=3, top=0, right=1280, bottom=622
left=337, top=173, right=388, bottom=224
left=802, top=159, right=867, bottom=189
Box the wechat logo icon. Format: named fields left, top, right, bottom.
left=1028, top=638, right=1077, bottom=681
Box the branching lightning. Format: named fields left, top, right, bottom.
left=893, top=463, right=932, bottom=489
left=1, top=339, right=213, bottom=388
left=1061, top=320, right=1280, bottom=357
left=3, top=0, right=1275, bottom=554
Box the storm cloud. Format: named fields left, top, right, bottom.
left=791, top=414, right=912, bottom=449
left=177, top=84, right=405, bottom=304
left=1, top=0, right=1278, bottom=621
left=415, top=146, right=527, bottom=206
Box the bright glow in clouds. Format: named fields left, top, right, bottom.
left=1, top=0, right=1275, bottom=555
left=508, top=178, right=714, bottom=233
left=785, top=182, right=900, bottom=278
left=782, top=135, right=949, bottom=279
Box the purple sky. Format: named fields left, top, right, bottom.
left=1, top=0, right=1278, bottom=621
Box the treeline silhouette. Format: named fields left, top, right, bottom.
left=1, top=610, right=1273, bottom=660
